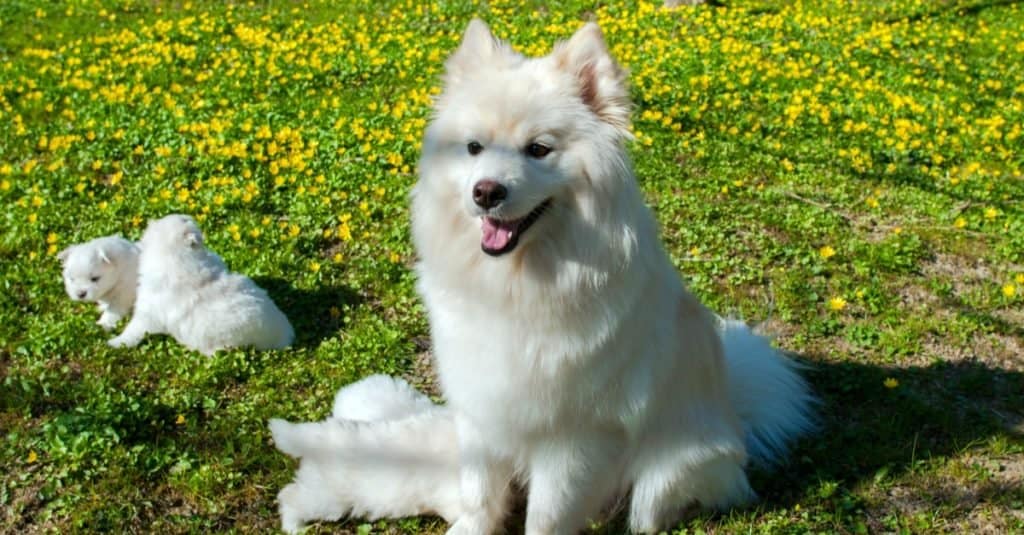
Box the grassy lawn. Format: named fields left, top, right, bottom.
left=1, top=0, right=1022, bottom=532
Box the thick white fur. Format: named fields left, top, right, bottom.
left=107, top=214, right=293, bottom=355
left=270, top=19, right=814, bottom=534
left=270, top=376, right=460, bottom=534
left=58, top=235, right=140, bottom=330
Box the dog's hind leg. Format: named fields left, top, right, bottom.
left=627, top=446, right=753, bottom=533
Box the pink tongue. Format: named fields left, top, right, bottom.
left=481, top=217, right=515, bottom=250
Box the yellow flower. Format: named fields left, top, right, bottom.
left=1003, top=284, right=1017, bottom=298
left=828, top=297, right=847, bottom=311
left=984, top=207, right=998, bottom=219
left=309, top=261, right=321, bottom=273
left=333, top=253, right=344, bottom=263
left=46, top=232, right=58, bottom=244
left=1016, top=274, right=1024, bottom=285
left=953, top=217, right=966, bottom=228
left=175, top=414, right=185, bottom=425
left=883, top=377, right=899, bottom=389
left=27, top=450, right=38, bottom=463
left=0, top=179, right=10, bottom=191
left=389, top=251, right=400, bottom=263
left=819, top=245, right=836, bottom=260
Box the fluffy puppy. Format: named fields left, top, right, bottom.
left=270, top=375, right=460, bottom=534
left=58, top=235, right=140, bottom=330
left=108, top=214, right=293, bottom=355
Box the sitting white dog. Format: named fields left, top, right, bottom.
left=58, top=235, right=140, bottom=330
left=108, top=214, right=294, bottom=355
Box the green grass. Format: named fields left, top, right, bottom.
left=2, top=0, right=1022, bottom=532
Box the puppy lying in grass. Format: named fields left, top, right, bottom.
left=108, top=214, right=294, bottom=355
left=58, top=235, right=140, bottom=330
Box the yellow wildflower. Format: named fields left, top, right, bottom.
left=819, top=245, right=836, bottom=260
left=883, top=377, right=899, bottom=389
left=828, top=297, right=847, bottom=311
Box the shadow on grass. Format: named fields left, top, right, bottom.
left=546, top=357, right=1023, bottom=533
left=253, top=276, right=362, bottom=350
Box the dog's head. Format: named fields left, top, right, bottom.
left=140, top=214, right=204, bottom=253
left=58, top=237, right=132, bottom=302
left=414, top=19, right=633, bottom=260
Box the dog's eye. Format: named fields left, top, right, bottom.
left=526, top=143, right=552, bottom=159
left=90, top=275, right=100, bottom=282
left=467, top=141, right=484, bottom=156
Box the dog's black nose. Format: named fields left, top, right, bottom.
left=77, top=290, right=87, bottom=299
left=472, top=180, right=507, bottom=209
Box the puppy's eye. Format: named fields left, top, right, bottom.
left=526, top=143, right=552, bottom=159
left=90, top=276, right=100, bottom=282
left=467, top=141, right=484, bottom=156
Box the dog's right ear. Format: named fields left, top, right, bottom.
left=56, top=245, right=75, bottom=263
left=444, top=19, right=514, bottom=85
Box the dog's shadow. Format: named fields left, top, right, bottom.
left=253, top=276, right=362, bottom=350
left=493, top=356, right=1023, bottom=534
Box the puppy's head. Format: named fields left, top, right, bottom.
left=58, top=239, right=126, bottom=302
left=140, top=214, right=204, bottom=253
left=415, top=19, right=631, bottom=259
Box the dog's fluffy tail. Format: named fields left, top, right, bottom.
left=719, top=319, right=816, bottom=466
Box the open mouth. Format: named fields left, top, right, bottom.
left=480, top=199, right=552, bottom=256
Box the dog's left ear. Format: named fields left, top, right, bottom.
left=553, top=23, right=632, bottom=135
left=56, top=245, right=75, bottom=263
left=184, top=230, right=202, bottom=248
left=97, top=247, right=113, bottom=264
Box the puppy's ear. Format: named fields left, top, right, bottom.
left=56, top=245, right=75, bottom=263
left=444, top=19, right=516, bottom=86
left=184, top=230, right=202, bottom=248
left=552, top=23, right=632, bottom=135
left=97, top=247, right=113, bottom=264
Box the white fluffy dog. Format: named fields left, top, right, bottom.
left=271, top=19, right=814, bottom=534
left=58, top=235, right=140, bottom=330
left=108, top=214, right=294, bottom=355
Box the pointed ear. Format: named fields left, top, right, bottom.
left=97, top=247, right=113, bottom=264
left=444, top=19, right=514, bottom=85
left=56, top=245, right=75, bottom=263
left=553, top=23, right=632, bottom=134
left=184, top=230, right=202, bottom=248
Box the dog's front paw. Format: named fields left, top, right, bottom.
left=97, top=316, right=119, bottom=331
left=107, top=336, right=133, bottom=348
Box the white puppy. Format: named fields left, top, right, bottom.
left=58, top=235, right=140, bottom=330
left=108, top=214, right=294, bottom=355
left=270, top=376, right=460, bottom=534
left=271, top=19, right=815, bottom=534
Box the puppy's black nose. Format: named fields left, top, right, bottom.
left=472, top=180, right=507, bottom=209
left=77, top=290, right=87, bottom=299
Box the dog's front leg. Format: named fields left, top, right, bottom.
left=524, top=430, right=626, bottom=535
left=107, top=315, right=153, bottom=348
left=445, top=415, right=514, bottom=535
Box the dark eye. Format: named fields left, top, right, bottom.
left=467, top=141, right=483, bottom=156
left=90, top=275, right=100, bottom=282
left=526, top=143, right=552, bottom=159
